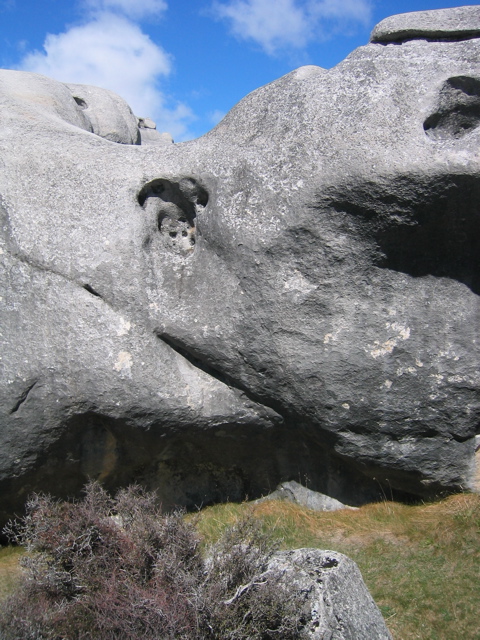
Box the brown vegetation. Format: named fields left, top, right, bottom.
left=0, top=483, right=302, bottom=640
left=195, top=493, right=480, bottom=640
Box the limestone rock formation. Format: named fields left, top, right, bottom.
left=1, top=6, right=479, bottom=529
left=269, top=549, right=392, bottom=639
left=257, top=481, right=356, bottom=512
left=370, top=5, right=480, bottom=42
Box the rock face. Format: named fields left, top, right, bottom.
left=1, top=6, right=480, bottom=529
left=370, top=5, right=480, bottom=43
left=257, top=481, right=355, bottom=512
left=269, top=549, right=392, bottom=639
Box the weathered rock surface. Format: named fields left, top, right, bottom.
left=1, top=6, right=480, bottom=529
left=65, top=82, right=141, bottom=144
left=371, top=5, right=480, bottom=43
left=257, top=481, right=356, bottom=512
left=137, top=116, right=174, bottom=146
left=269, top=549, right=392, bottom=639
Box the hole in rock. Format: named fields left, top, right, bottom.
left=138, top=177, right=208, bottom=257
left=73, top=96, right=87, bottom=109
left=321, top=557, right=339, bottom=569
left=424, top=76, right=480, bottom=140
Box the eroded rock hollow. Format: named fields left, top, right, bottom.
left=1, top=6, right=479, bottom=529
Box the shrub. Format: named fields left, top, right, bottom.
left=0, top=483, right=302, bottom=640
left=200, top=515, right=301, bottom=640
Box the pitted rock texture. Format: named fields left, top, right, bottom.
left=1, top=6, right=480, bottom=530
left=268, top=549, right=392, bottom=639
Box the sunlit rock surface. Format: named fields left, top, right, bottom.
left=1, top=6, right=479, bottom=529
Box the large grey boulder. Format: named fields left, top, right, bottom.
left=371, top=5, right=480, bottom=43
left=65, top=82, right=141, bottom=144
left=1, top=6, right=479, bottom=529
left=257, top=481, right=356, bottom=512
left=137, top=116, right=174, bottom=146
left=269, top=549, right=392, bottom=639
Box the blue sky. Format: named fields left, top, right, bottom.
left=0, top=0, right=478, bottom=140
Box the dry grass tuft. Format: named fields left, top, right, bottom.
left=193, top=493, right=480, bottom=640
left=0, top=546, right=24, bottom=601
left=2, top=492, right=479, bottom=639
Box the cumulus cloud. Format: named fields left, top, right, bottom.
left=212, top=0, right=372, bottom=54
left=209, top=109, right=227, bottom=125
left=309, top=0, right=372, bottom=23
left=18, top=10, right=196, bottom=140
left=83, top=0, right=167, bottom=20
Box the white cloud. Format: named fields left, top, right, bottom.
left=212, top=0, right=372, bottom=54
left=19, top=12, right=196, bottom=140
left=308, top=0, right=372, bottom=23
left=83, top=0, right=168, bottom=20
left=209, top=109, right=226, bottom=125
left=213, top=0, right=309, bottom=54
left=21, top=14, right=171, bottom=90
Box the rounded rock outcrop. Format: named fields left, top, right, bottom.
left=0, top=6, right=479, bottom=530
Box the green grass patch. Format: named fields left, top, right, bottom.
left=2, top=493, right=479, bottom=638
left=192, top=493, right=480, bottom=640
left=0, top=546, right=24, bottom=601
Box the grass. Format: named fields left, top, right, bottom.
left=0, top=546, right=24, bottom=601
left=1, top=493, right=479, bottom=639
left=192, top=493, right=480, bottom=640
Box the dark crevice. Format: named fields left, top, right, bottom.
left=5, top=246, right=109, bottom=301
left=449, top=432, right=475, bottom=444
left=156, top=332, right=235, bottom=387
left=73, top=96, right=87, bottom=109
left=374, top=34, right=480, bottom=45
left=424, top=107, right=480, bottom=138
left=320, top=557, right=339, bottom=569
left=155, top=331, right=285, bottom=422
left=339, top=423, right=474, bottom=443
left=10, top=380, right=38, bottom=414
left=4, top=245, right=125, bottom=325
left=83, top=284, right=102, bottom=298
